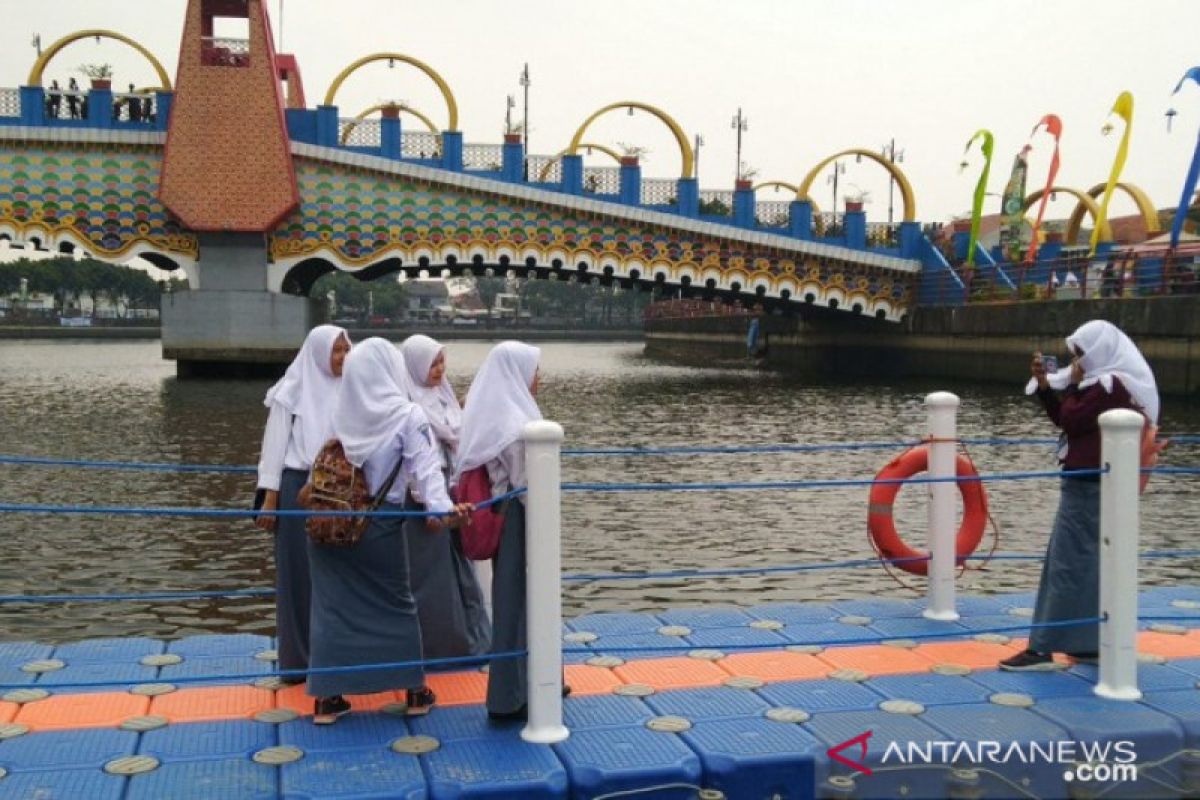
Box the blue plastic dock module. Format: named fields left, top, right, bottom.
left=125, top=758, right=277, bottom=800
left=553, top=725, right=701, bottom=800
left=138, top=720, right=277, bottom=763
left=586, top=632, right=690, bottom=661
left=157, top=655, right=270, bottom=687
left=0, top=642, right=52, bottom=667
left=658, top=607, right=755, bottom=630
left=52, top=637, right=165, bottom=663
left=0, top=728, right=137, bottom=771
left=866, top=616, right=970, bottom=639
left=282, top=748, right=426, bottom=800
left=921, top=703, right=1072, bottom=798
left=424, top=736, right=568, bottom=799
left=37, top=661, right=156, bottom=692
left=561, top=695, right=656, bottom=732
left=804, top=709, right=949, bottom=800
left=777, top=622, right=877, bottom=646
left=829, top=598, right=924, bottom=619
left=746, top=603, right=838, bottom=625
left=279, top=713, right=412, bottom=753
left=681, top=716, right=822, bottom=800
left=166, top=634, right=272, bottom=658
left=1033, top=696, right=1187, bottom=799
left=409, top=704, right=523, bottom=743
left=0, top=769, right=125, bottom=799
left=867, top=673, right=993, bottom=706
left=570, top=612, right=664, bottom=636
left=757, top=679, right=886, bottom=712
left=685, top=626, right=789, bottom=651
left=644, top=687, right=773, bottom=722
left=967, top=668, right=1096, bottom=698
left=1141, top=689, right=1200, bottom=748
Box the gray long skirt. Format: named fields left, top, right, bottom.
left=306, top=503, right=425, bottom=697
left=1029, top=478, right=1101, bottom=654
left=487, top=501, right=527, bottom=716
left=405, top=501, right=491, bottom=661
left=275, top=468, right=311, bottom=672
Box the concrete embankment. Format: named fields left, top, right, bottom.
left=0, top=326, right=160, bottom=340
left=644, top=296, right=1200, bottom=397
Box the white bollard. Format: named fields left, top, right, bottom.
left=923, top=392, right=961, bottom=621
left=1095, top=409, right=1144, bottom=701
left=521, top=419, right=569, bottom=744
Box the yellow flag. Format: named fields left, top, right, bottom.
left=1092, top=91, right=1133, bottom=255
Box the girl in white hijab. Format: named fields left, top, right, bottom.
left=398, top=335, right=490, bottom=660
left=1002, top=320, right=1160, bottom=672
left=306, top=338, right=469, bottom=724
left=255, top=324, right=350, bottom=681
left=453, top=341, right=548, bottom=720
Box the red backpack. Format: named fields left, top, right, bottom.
left=453, top=465, right=507, bottom=560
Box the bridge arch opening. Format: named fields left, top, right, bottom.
left=324, top=53, right=458, bottom=131
left=567, top=101, right=695, bottom=178
left=27, top=30, right=172, bottom=89
left=340, top=102, right=441, bottom=146
left=796, top=149, right=917, bottom=221
left=1064, top=182, right=1160, bottom=243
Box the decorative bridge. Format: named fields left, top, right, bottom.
left=0, top=0, right=1163, bottom=371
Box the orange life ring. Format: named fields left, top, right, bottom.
left=868, top=445, right=988, bottom=577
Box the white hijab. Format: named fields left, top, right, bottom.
left=1024, top=320, right=1159, bottom=423
left=332, top=338, right=418, bottom=467
left=453, top=341, right=542, bottom=480
left=263, top=324, right=348, bottom=464
left=400, top=334, right=462, bottom=451
left=1068, top=320, right=1159, bottom=423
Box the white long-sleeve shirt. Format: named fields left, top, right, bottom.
left=485, top=441, right=527, bottom=506
left=256, top=404, right=309, bottom=491
left=362, top=409, right=454, bottom=512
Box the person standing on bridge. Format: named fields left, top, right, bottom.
left=454, top=341, right=557, bottom=720
left=399, top=334, right=490, bottom=660
left=1001, top=320, right=1159, bottom=671
left=255, top=325, right=351, bottom=683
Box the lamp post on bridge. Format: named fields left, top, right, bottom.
left=882, top=138, right=905, bottom=225
left=827, top=161, right=847, bottom=215
left=520, top=63, right=530, bottom=179
left=731, top=108, right=748, bottom=185
left=694, top=133, right=704, bottom=185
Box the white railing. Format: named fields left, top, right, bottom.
left=463, top=143, right=504, bottom=172
left=582, top=166, right=620, bottom=195
left=402, top=131, right=440, bottom=160
left=201, top=37, right=250, bottom=67
left=699, top=190, right=733, bottom=216
left=0, top=88, right=19, bottom=118
left=111, top=92, right=157, bottom=124
left=640, top=178, right=677, bottom=207
left=339, top=118, right=381, bottom=148
left=527, top=155, right=560, bottom=184
left=756, top=200, right=791, bottom=228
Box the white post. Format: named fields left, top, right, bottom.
left=1095, top=409, right=1143, bottom=701
left=923, top=392, right=961, bottom=621
left=521, top=419, right=569, bottom=744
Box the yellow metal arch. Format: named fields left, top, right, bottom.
left=340, top=103, right=440, bottom=146
left=27, top=29, right=172, bottom=90
left=536, top=142, right=624, bottom=182
left=567, top=101, right=694, bottom=179
left=323, top=53, right=458, bottom=132
left=1065, top=182, right=1161, bottom=243
left=1023, top=187, right=1111, bottom=243
left=796, top=149, right=917, bottom=221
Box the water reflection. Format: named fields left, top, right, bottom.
left=0, top=340, right=1197, bottom=642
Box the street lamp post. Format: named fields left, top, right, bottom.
left=520, top=64, right=531, bottom=179
left=882, top=138, right=905, bottom=226
left=827, top=161, right=846, bottom=214
left=731, top=108, right=748, bottom=182
left=694, top=134, right=704, bottom=184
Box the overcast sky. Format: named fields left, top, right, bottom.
left=3, top=0, right=1199, bottom=224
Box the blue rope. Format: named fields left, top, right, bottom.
left=561, top=467, right=1105, bottom=494
left=1139, top=615, right=1200, bottom=622
left=564, top=617, right=1103, bottom=654
left=1143, top=467, right=1200, bottom=475
left=0, top=650, right=527, bottom=691
left=0, top=489, right=524, bottom=518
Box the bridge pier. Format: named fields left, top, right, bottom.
left=161, top=233, right=321, bottom=377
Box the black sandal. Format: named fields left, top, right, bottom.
left=405, top=686, right=436, bottom=716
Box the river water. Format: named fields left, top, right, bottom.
left=0, top=339, right=1197, bottom=643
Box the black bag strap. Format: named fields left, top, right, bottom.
left=368, top=457, right=405, bottom=512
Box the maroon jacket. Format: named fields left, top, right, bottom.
left=1036, top=377, right=1136, bottom=473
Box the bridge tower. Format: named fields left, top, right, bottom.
left=159, top=0, right=318, bottom=376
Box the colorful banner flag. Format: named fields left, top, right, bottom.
left=1025, top=114, right=1063, bottom=264
left=999, top=146, right=1030, bottom=263
left=1170, top=67, right=1200, bottom=250
left=1092, top=92, right=1133, bottom=255
left=963, top=129, right=994, bottom=267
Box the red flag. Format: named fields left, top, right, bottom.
left=1025, top=114, right=1063, bottom=264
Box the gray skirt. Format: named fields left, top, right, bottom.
left=274, top=468, right=312, bottom=672
left=306, top=503, right=425, bottom=697
left=487, top=501, right=527, bottom=715
left=1029, top=478, right=1101, bottom=654
left=405, top=498, right=491, bottom=661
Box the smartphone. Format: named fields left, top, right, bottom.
left=1042, top=355, right=1058, bottom=373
